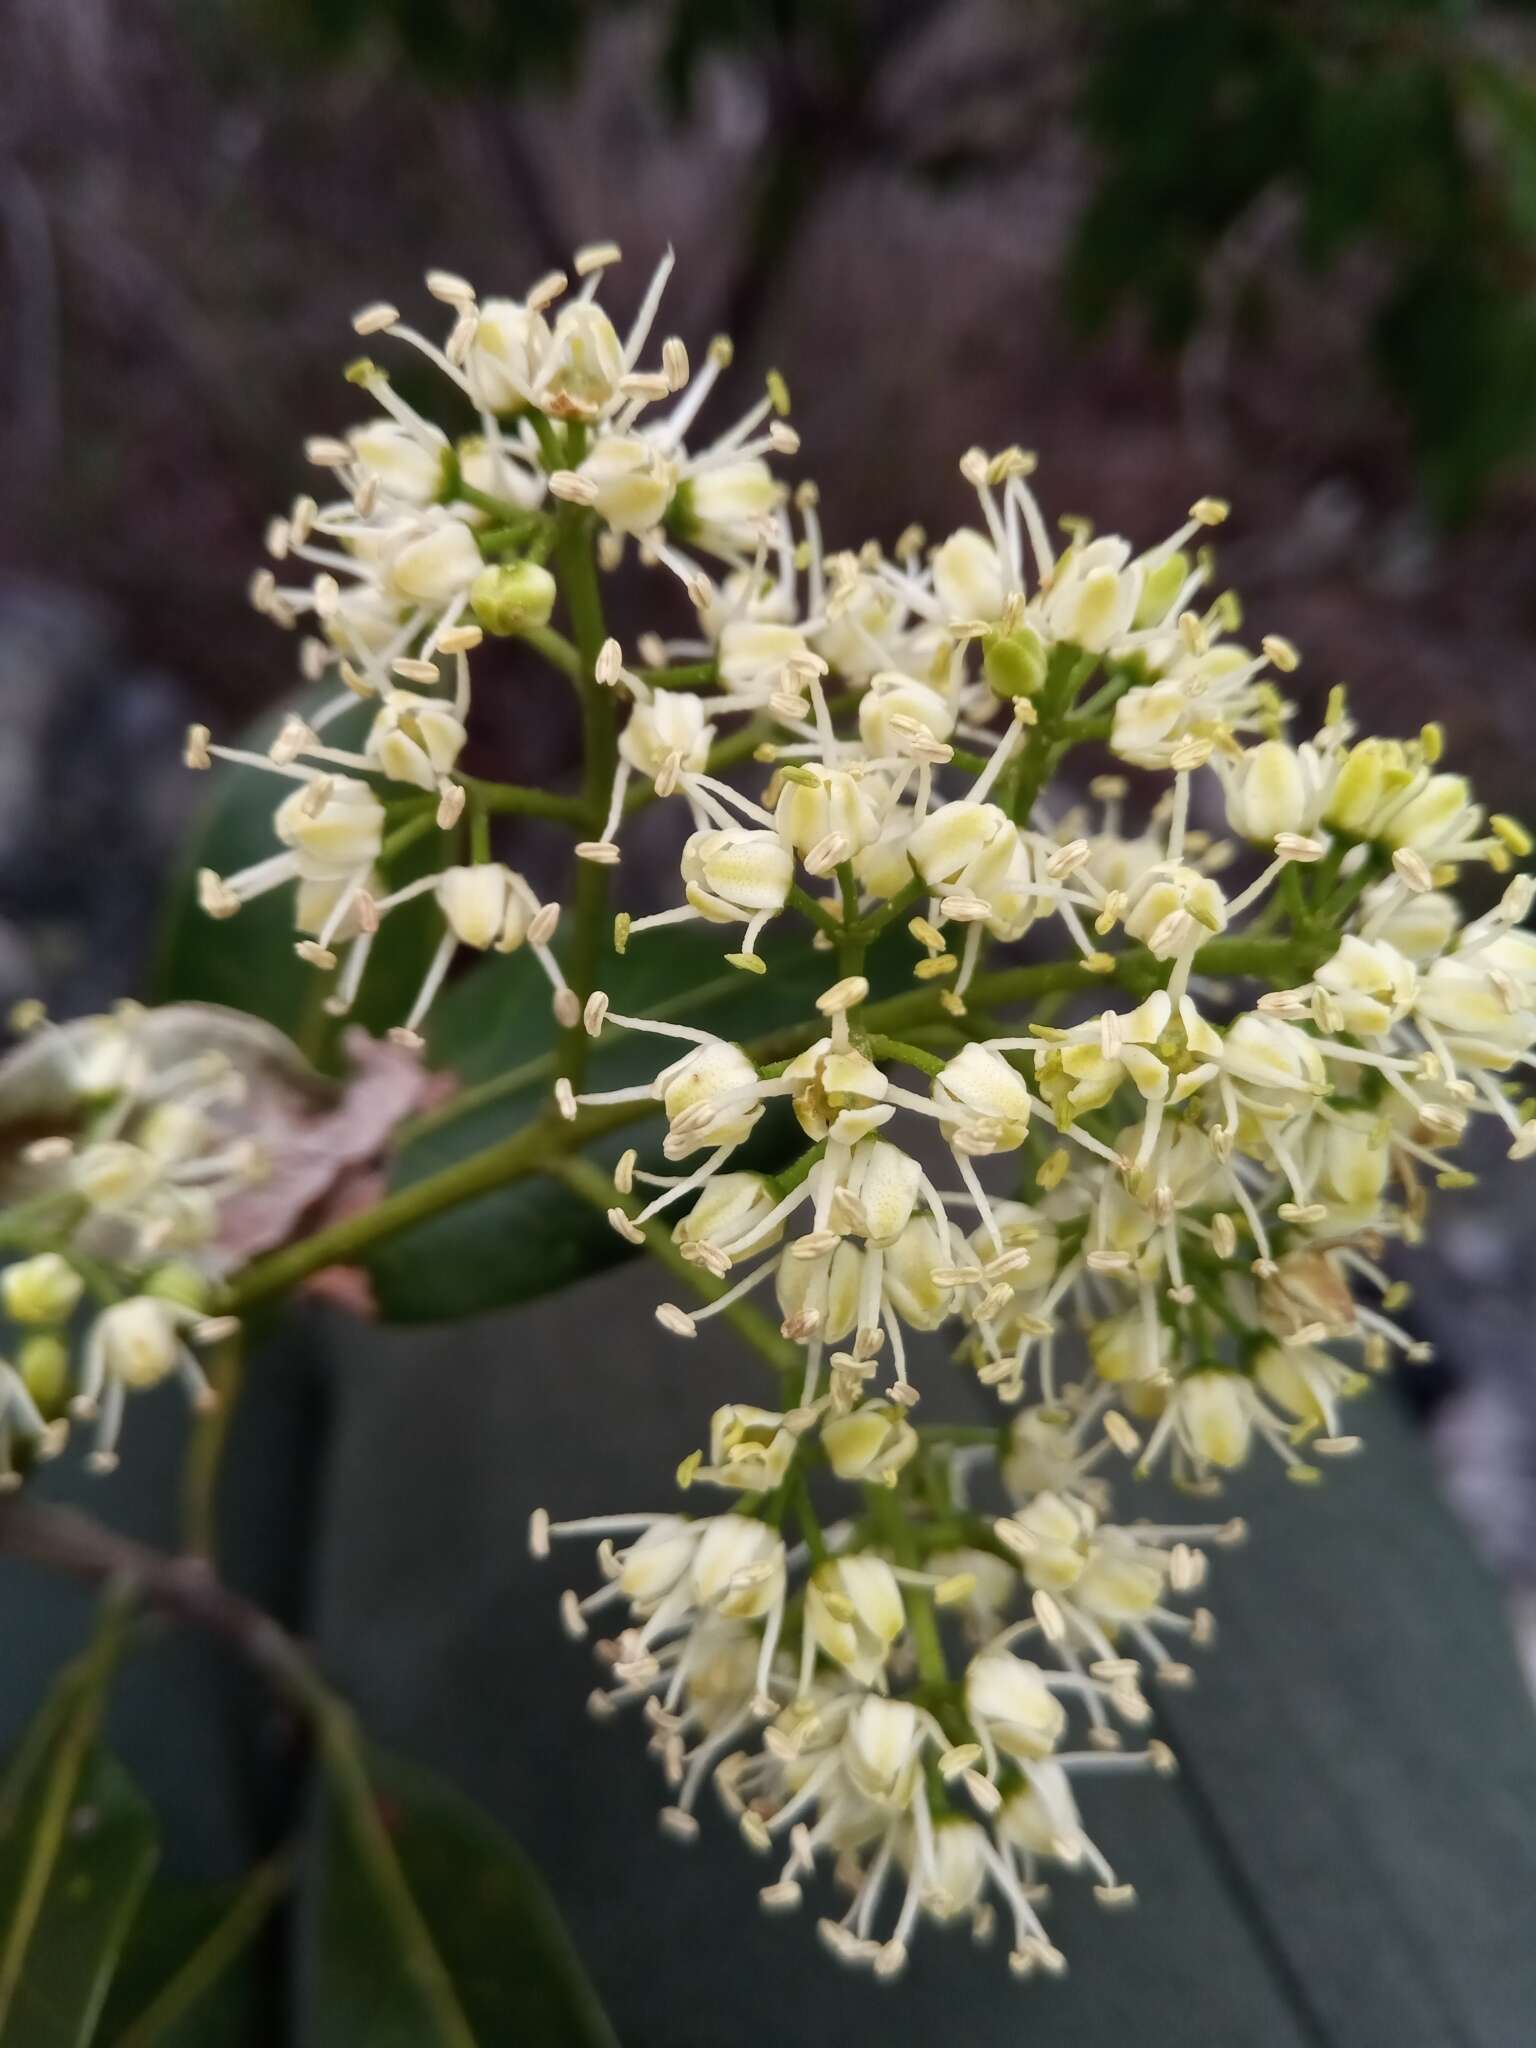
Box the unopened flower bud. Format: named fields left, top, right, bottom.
left=983, top=623, right=1048, bottom=699
left=470, top=561, right=557, bottom=634
left=2, top=1254, right=83, bottom=1326
left=18, top=1333, right=69, bottom=1409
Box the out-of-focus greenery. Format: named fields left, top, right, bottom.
left=1070, top=0, right=1536, bottom=521
left=259, top=0, right=1536, bottom=519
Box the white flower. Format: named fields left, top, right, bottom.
left=1165, top=1371, right=1253, bottom=1472
left=538, top=300, right=627, bottom=419
left=1314, top=935, right=1416, bottom=1035
left=881, top=1218, right=950, bottom=1331
left=1222, top=739, right=1326, bottom=843
left=387, top=518, right=484, bottom=607
left=718, top=620, right=813, bottom=701
left=775, top=766, right=882, bottom=859
left=907, top=801, right=1012, bottom=890
left=366, top=692, right=467, bottom=791
left=674, top=1173, right=783, bottom=1260
left=1040, top=535, right=1141, bottom=652
left=274, top=777, right=385, bottom=880
left=1254, top=1343, right=1365, bottom=1436
left=1382, top=772, right=1477, bottom=858
left=659, top=1041, right=765, bottom=1156
left=1124, top=864, right=1227, bottom=961
left=857, top=675, right=957, bottom=759
left=681, top=830, right=793, bottom=921
left=933, top=1045, right=1032, bottom=1151
left=807, top=1555, right=906, bottom=1684
left=932, top=529, right=1007, bottom=622
left=582, top=434, right=678, bottom=536
left=1008, top=1491, right=1095, bottom=1593
left=821, top=1402, right=919, bottom=1485
left=1087, top=1309, right=1172, bottom=1386
left=785, top=1041, right=892, bottom=1144
left=347, top=420, right=447, bottom=504
left=840, top=1696, right=926, bottom=1808
left=435, top=866, right=532, bottom=952
left=1221, top=1013, right=1326, bottom=1111
left=614, top=1517, right=700, bottom=1605
left=1415, top=955, right=1536, bottom=1070
left=965, top=1651, right=1067, bottom=1762
left=697, top=1404, right=797, bottom=1491
left=688, top=1516, right=786, bottom=1620
left=621, top=694, right=715, bottom=778
left=684, top=459, right=781, bottom=548
left=463, top=298, right=551, bottom=412
left=845, top=1139, right=923, bottom=1245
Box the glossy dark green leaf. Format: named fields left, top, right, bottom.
left=152, top=691, right=444, bottom=1067
left=0, top=1730, right=158, bottom=2048
left=96, top=1866, right=286, bottom=2047
left=366, top=923, right=885, bottom=1321
left=310, top=1741, right=616, bottom=2048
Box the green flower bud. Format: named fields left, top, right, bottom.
left=144, top=1262, right=211, bottom=1313
left=1134, top=549, right=1188, bottom=628
left=470, top=562, right=557, bottom=635
left=2, top=1253, right=84, bottom=1326
left=18, top=1333, right=69, bottom=1411
left=983, top=623, right=1047, bottom=699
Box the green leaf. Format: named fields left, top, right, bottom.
left=152, top=691, right=445, bottom=1067
left=311, top=1741, right=616, bottom=2048
left=97, top=1862, right=288, bottom=2048
left=0, top=1713, right=159, bottom=2048
left=365, top=923, right=877, bottom=1321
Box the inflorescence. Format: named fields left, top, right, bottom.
left=4, top=238, right=1533, bottom=1984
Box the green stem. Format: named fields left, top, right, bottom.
left=511, top=621, right=581, bottom=680
left=867, top=1484, right=947, bottom=1686
left=225, top=1105, right=634, bottom=1310
left=863, top=1034, right=945, bottom=1077
left=226, top=933, right=1327, bottom=1309
left=459, top=775, right=587, bottom=826
left=379, top=806, right=438, bottom=866
left=634, top=661, right=718, bottom=691
left=788, top=882, right=840, bottom=939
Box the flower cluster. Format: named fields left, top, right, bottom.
left=162, top=239, right=1533, bottom=1981
left=0, top=1003, right=272, bottom=1475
